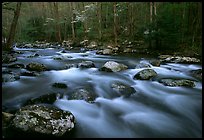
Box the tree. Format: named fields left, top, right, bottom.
left=97, top=2, right=102, bottom=41
left=53, top=2, right=61, bottom=42
left=4, top=2, right=22, bottom=51
left=113, top=2, right=118, bottom=46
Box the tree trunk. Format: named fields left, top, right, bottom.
left=53, top=2, right=61, bottom=43
left=150, top=2, right=153, bottom=23
left=82, top=2, right=88, bottom=40
left=70, top=2, right=76, bottom=41
left=113, top=2, right=118, bottom=46
left=5, top=2, right=21, bottom=51
left=97, top=2, right=102, bottom=41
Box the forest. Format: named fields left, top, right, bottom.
left=2, top=2, right=202, bottom=56
left=2, top=2, right=202, bottom=138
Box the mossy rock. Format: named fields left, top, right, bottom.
left=52, top=83, right=68, bottom=89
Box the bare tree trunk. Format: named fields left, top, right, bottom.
left=82, top=2, right=88, bottom=40
left=5, top=2, right=21, bottom=51
left=70, top=2, right=76, bottom=41
left=113, top=2, right=118, bottom=46
left=97, top=2, right=102, bottom=41
left=150, top=2, right=153, bottom=23
left=53, top=2, right=61, bottom=43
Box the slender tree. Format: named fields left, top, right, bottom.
left=113, top=2, right=118, bottom=46
left=5, top=2, right=22, bottom=51
left=53, top=2, right=61, bottom=42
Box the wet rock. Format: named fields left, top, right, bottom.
left=24, top=44, right=33, bottom=48
left=64, top=64, right=76, bottom=69
left=159, top=79, right=195, bottom=87
left=8, top=63, right=25, bottom=69
left=12, top=104, right=75, bottom=137
left=134, top=69, right=157, bottom=80
left=24, top=93, right=59, bottom=106
left=135, top=62, right=151, bottom=69
left=96, top=49, right=113, bottom=55
left=159, top=55, right=200, bottom=64
left=2, top=73, right=20, bottom=82
left=87, top=41, right=97, bottom=49
left=52, top=83, right=68, bottom=89
left=99, top=61, right=128, bottom=72
left=70, top=88, right=96, bottom=103
left=77, top=61, right=95, bottom=68
left=190, top=69, right=202, bottom=81
left=111, top=82, right=136, bottom=97
left=27, top=53, right=40, bottom=58
left=26, top=62, right=47, bottom=72
left=52, top=55, right=72, bottom=60
left=123, top=48, right=132, bottom=53
left=2, top=54, right=17, bottom=63
left=2, top=112, right=14, bottom=127
left=21, top=71, right=40, bottom=77
left=2, top=68, right=12, bottom=74
left=150, top=59, right=161, bottom=67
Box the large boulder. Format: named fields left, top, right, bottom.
left=12, top=105, right=75, bottom=137
left=26, top=62, right=47, bottom=72
left=159, top=79, right=195, bottom=87
left=134, top=69, right=157, bottom=80
left=111, top=82, right=136, bottom=97
left=70, top=88, right=96, bottom=103
left=77, top=61, right=95, bottom=69
left=99, top=61, right=128, bottom=72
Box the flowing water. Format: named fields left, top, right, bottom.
left=2, top=47, right=202, bottom=138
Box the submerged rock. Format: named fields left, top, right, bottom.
left=52, top=55, right=72, bottom=60
left=135, top=62, right=151, bottom=69
left=159, top=79, right=195, bottom=87
left=52, top=83, right=68, bottom=89
left=27, top=53, right=40, bottom=58
left=12, top=104, right=75, bottom=137
left=8, top=63, right=25, bottom=69
left=2, top=73, right=20, bottom=82
left=111, top=82, right=136, bottom=97
left=70, top=88, right=96, bottom=103
left=21, top=71, right=40, bottom=77
left=77, top=61, right=95, bottom=68
left=24, top=93, right=60, bottom=106
left=99, top=61, right=128, bottom=72
left=134, top=69, right=157, bottom=80
left=26, top=62, right=47, bottom=72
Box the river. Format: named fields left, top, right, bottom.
left=2, top=47, right=202, bottom=138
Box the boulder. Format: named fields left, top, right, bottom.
left=77, top=61, right=95, bottom=68
left=159, top=79, right=195, bottom=87
left=2, top=54, right=17, bottom=63
left=52, top=83, right=68, bottom=89
left=26, top=62, right=47, bottom=72
left=134, top=69, right=157, bottom=80
left=123, top=48, right=132, bottom=53
left=2, top=73, right=20, bottom=82
left=99, top=61, right=128, bottom=72
left=96, top=49, right=113, bottom=55
left=190, top=69, right=202, bottom=81
left=135, top=62, right=151, bottom=69
left=12, top=104, right=75, bottom=137
left=52, top=55, right=72, bottom=60
left=70, top=88, right=96, bottom=103
left=149, top=59, right=161, bottom=67
left=2, top=112, right=14, bottom=127
left=111, top=82, right=136, bottom=97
